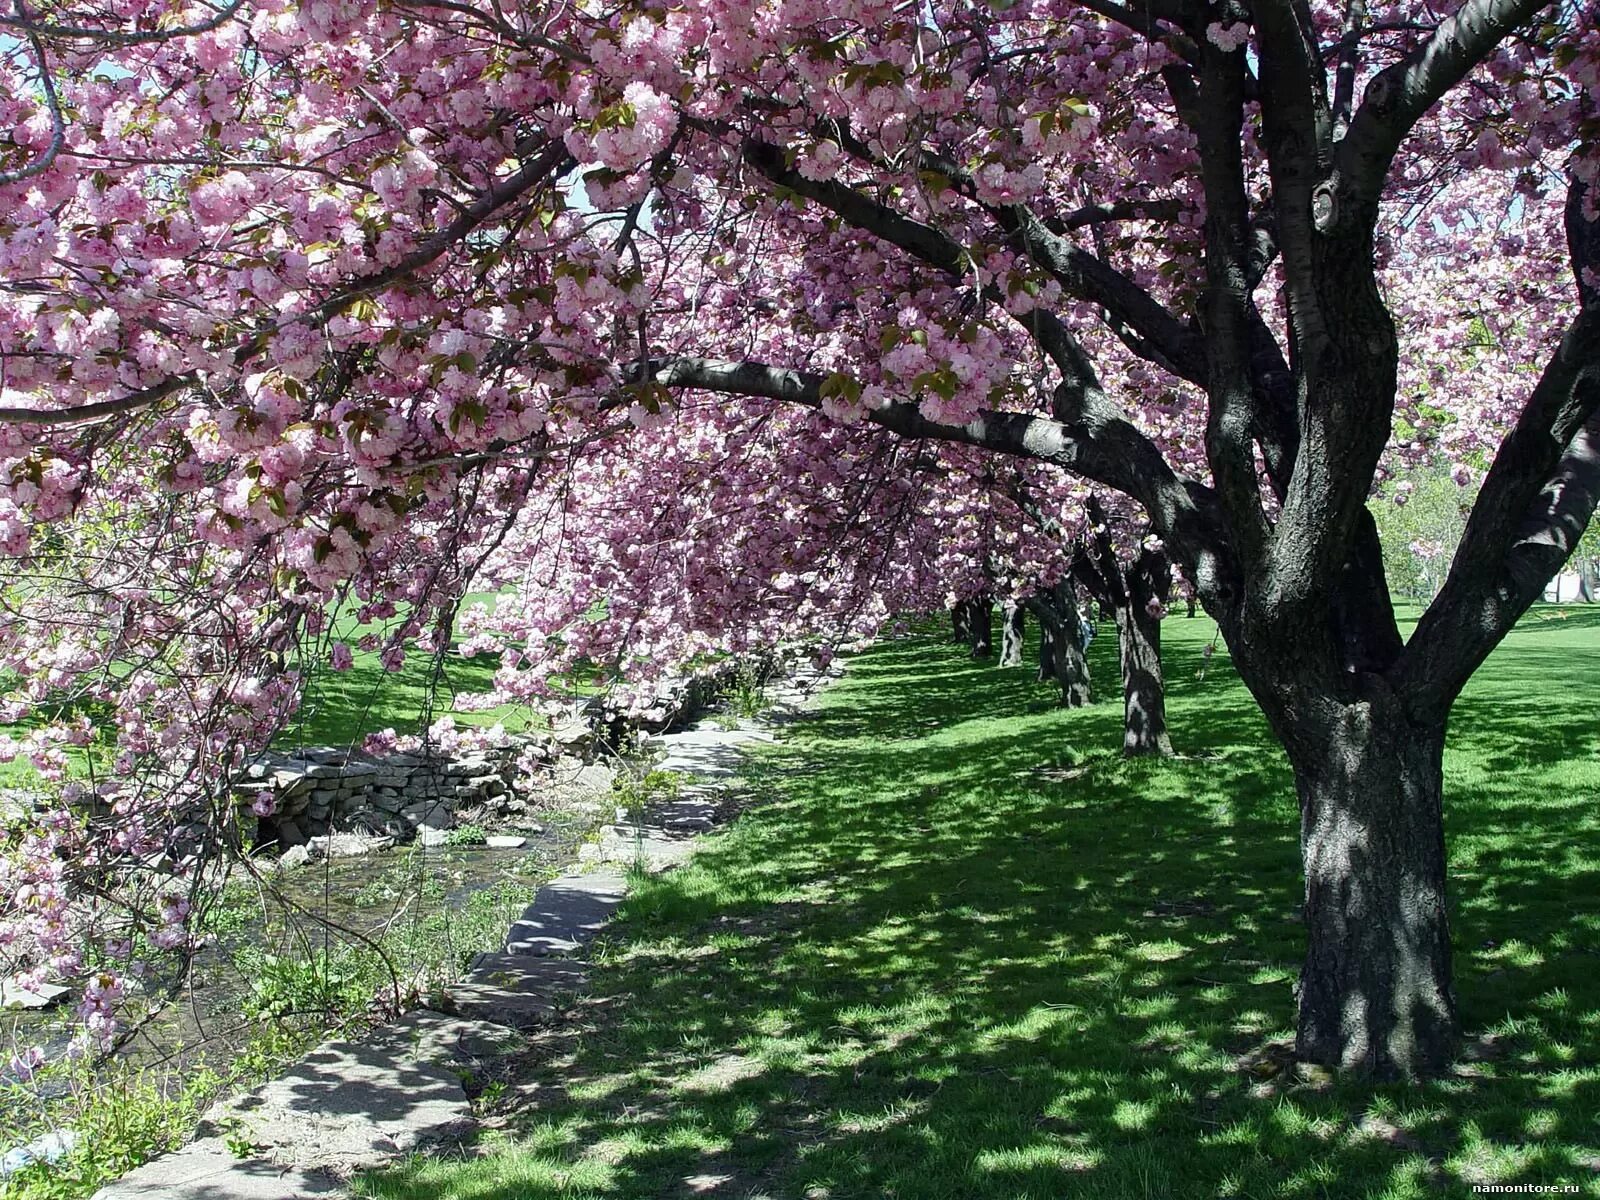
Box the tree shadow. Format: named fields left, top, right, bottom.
left=356, top=617, right=1600, bottom=1200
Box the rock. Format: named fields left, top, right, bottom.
left=276, top=844, right=314, bottom=870
left=0, top=980, right=69, bottom=1010
left=199, top=1014, right=476, bottom=1172
left=88, top=1139, right=343, bottom=1199
left=275, top=819, right=306, bottom=848
left=308, top=832, right=392, bottom=859
left=1, top=1128, right=77, bottom=1177
left=484, top=835, right=526, bottom=849
left=403, top=802, right=454, bottom=830
left=296, top=764, right=349, bottom=782
left=550, top=721, right=592, bottom=748
left=503, top=873, right=627, bottom=957
left=435, top=955, right=590, bottom=1028
left=418, top=829, right=449, bottom=848
left=574, top=763, right=616, bottom=793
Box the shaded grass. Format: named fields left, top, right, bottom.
left=355, top=607, right=1600, bottom=1199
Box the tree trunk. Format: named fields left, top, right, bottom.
left=951, top=601, right=971, bottom=645
left=999, top=601, right=1025, bottom=667
left=1115, top=603, right=1172, bottom=756
left=1578, top=557, right=1598, bottom=603
left=1029, top=589, right=1091, bottom=706
left=1051, top=613, right=1092, bottom=707
left=1288, top=700, right=1455, bottom=1078
left=969, top=594, right=995, bottom=658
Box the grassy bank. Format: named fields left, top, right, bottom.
left=356, top=607, right=1600, bottom=1200
left=1, top=826, right=603, bottom=1198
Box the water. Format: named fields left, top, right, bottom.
left=0, top=808, right=592, bottom=1112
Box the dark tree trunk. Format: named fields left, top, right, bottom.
left=999, top=601, right=1025, bottom=667
left=1186, top=595, right=1197, bottom=617
left=1028, top=588, right=1091, bottom=706
left=1287, top=698, right=1455, bottom=1078
left=968, top=594, right=995, bottom=658
left=951, top=601, right=972, bottom=645
left=1078, top=502, right=1174, bottom=757
left=1051, top=612, right=1092, bottom=707
left=1115, top=601, right=1172, bottom=757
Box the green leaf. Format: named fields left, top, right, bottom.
left=818, top=372, right=862, bottom=404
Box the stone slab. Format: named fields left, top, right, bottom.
left=598, top=825, right=697, bottom=872
left=204, top=1019, right=474, bottom=1171
left=89, top=1138, right=344, bottom=1199
left=436, top=955, right=591, bottom=1027
left=0, top=980, right=69, bottom=1010
left=504, top=873, right=627, bottom=956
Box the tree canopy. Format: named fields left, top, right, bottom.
left=0, top=0, right=1596, bottom=1074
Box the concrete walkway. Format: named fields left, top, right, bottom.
left=91, top=663, right=833, bottom=1200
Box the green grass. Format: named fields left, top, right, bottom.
left=0, top=593, right=534, bottom=786
left=277, top=590, right=532, bottom=751
left=354, top=606, right=1600, bottom=1200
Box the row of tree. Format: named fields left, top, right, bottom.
left=0, top=0, right=1595, bottom=1080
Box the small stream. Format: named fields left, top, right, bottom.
left=0, top=803, right=594, bottom=1126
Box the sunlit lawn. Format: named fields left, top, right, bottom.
left=354, top=606, right=1600, bottom=1200
left=0, top=593, right=537, bottom=786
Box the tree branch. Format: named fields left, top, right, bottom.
left=0, top=0, right=244, bottom=47
left=0, top=0, right=67, bottom=188
left=1397, top=183, right=1600, bottom=715
left=645, top=356, right=1240, bottom=610
left=0, top=140, right=571, bottom=428
left=1332, top=0, right=1554, bottom=225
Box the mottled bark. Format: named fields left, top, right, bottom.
left=1116, top=547, right=1174, bottom=757
left=1026, top=587, right=1091, bottom=706
left=1052, top=612, right=1093, bottom=707
left=1288, top=697, right=1455, bottom=1077
left=951, top=601, right=971, bottom=645
left=1078, top=504, right=1174, bottom=757
left=999, top=601, right=1026, bottom=666
left=1115, top=601, right=1172, bottom=757
left=1578, top=557, right=1598, bottom=602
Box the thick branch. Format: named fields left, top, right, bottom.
left=740, top=138, right=1104, bottom=390
left=1399, top=402, right=1600, bottom=720
left=1333, top=0, right=1553, bottom=222
left=988, top=201, right=1210, bottom=386
left=1190, top=40, right=1272, bottom=559
left=0, top=0, right=244, bottom=46
left=0, top=374, right=196, bottom=426
left=1398, top=207, right=1600, bottom=716
left=647, top=356, right=1231, bottom=596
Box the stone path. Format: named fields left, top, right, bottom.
left=89, top=663, right=835, bottom=1200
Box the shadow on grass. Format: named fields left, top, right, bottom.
left=356, top=614, right=1600, bottom=1200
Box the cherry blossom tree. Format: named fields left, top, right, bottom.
left=0, top=0, right=1595, bottom=1078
